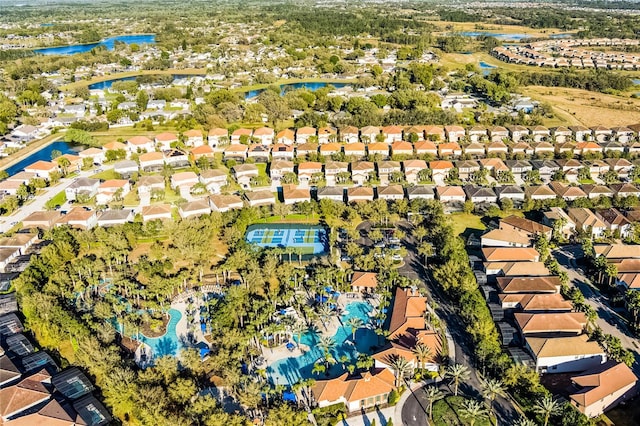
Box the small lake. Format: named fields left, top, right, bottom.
left=34, top=34, right=155, bottom=56
left=4, top=141, right=84, bottom=177
left=88, top=74, right=198, bottom=90
left=479, top=61, right=498, bottom=76
left=245, top=81, right=349, bottom=99
left=458, top=31, right=530, bottom=41
left=632, top=79, right=640, bottom=86
left=550, top=33, right=575, bottom=39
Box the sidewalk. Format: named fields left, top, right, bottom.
left=336, top=406, right=395, bottom=426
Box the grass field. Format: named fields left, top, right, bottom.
left=449, top=212, right=486, bottom=236
left=90, top=169, right=122, bottom=180
left=427, top=20, right=568, bottom=38
left=431, top=395, right=492, bottom=426
left=525, top=86, right=640, bottom=126
left=47, top=190, right=67, bottom=209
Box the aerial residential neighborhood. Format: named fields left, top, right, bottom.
left=0, top=1, right=640, bottom=426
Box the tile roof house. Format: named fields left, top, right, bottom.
left=178, top=199, right=212, bottom=219
left=126, top=136, right=154, bottom=153
left=65, top=178, right=100, bottom=202
left=0, top=369, right=52, bottom=421
left=377, top=185, right=405, bottom=201
left=351, top=272, right=377, bottom=292
left=484, top=261, right=550, bottom=277
left=209, top=194, right=244, bottom=212
left=343, top=142, right=366, bottom=159
left=97, top=209, right=134, bottom=227
left=514, top=312, right=587, bottom=336
left=360, top=126, right=380, bottom=143
left=183, top=129, right=204, bottom=147
left=481, top=228, right=532, bottom=248
left=316, top=186, right=344, bottom=202
left=317, top=127, right=337, bottom=144
left=0, top=355, right=21, bottom=387
left=481, top=247, right=540, bottom=262
left=311, top=369, right=396, bottom=413
left=391, top=141, right=413, bottom=157
left=495, top=185, right=525, bottom=201
left=347, top=186, right=374, bottom=203
left=141, top=204, right=172, bottom=222
left=282, top=185, right=310, bottom=205
left=56, top=207, right=98, bottom=230
left=223, top=144, right=248, bottom=161
left=350, top=161, right=375, bottom=186
left=500, top=215, right=552, bottom=240
left=138, top=151, right=165, bottom=172
left=23, top=161, right=58, bottom=180
left=276, top=129, right=295, bottom=145
left=435, top=186, right=465, bottom=204
left=247, top=144, right=270, bottom=163
left=498, top=293, right=573, bottom=312
left=208, top=127, right=229, bottom=147
left=155, top=132, right=178, bottom=150
left=339, top=126, right=359, bottom=144
left=567, top=208, right=607, bottom=238
left=524, top=185, right=558, bottom=201
left=271, top=143, right=295, bottom=160
left=319, top=142, right=341, bottom=157
left=231, top=128, right=252, bottom=144
left=406, top=185, right=435, bottom=200
left=21, top=211, right=61, bottom=230
left=464, top=185, right=497, bottom=204
left=496, top=276, right=562, bottom=294
left=189, top=144, right=216, bottom=161
left=525, top=334, right=606, bottom=373
left=381, top=125, right=403, bottom=143
left=595, top=208, right=633, bottom=238
left=367, top=142, right=390, bottom=158
left=413, top=141, right=437, bottom=156
left=569, top=361, right=638, bottom=418
left=243, top=190, right=276, bottom=207
left=253, top=127, right=275, bottom=145
left=295, top=127, right=316, bottom=144
left=96, top=179, right=130, bottom=205
left=270, top=160, right=295, bottom=180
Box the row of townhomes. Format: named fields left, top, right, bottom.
left=476, top=216, right=638, bottom=418
left=207, top=124, right=640, bottom=146
left=311, top=274, right=443, bottom=413
left=492, top=38, right=640, bottom=69
left=0, top=292, right=111, bottom=425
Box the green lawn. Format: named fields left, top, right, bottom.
left=431, top=396, right=492, bottom=426
left=449, top=212, right=486, bottom=236
left=91, top=169, right=122, bottom=180
left=46, top=190, right=67, bottom=209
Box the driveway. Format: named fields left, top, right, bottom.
left=554, top=245, right=640, bottom=375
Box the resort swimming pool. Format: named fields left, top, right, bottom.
left=245, top=224, right=328, bottom=255
left=266, top=301, right=380, bottom=386
left=139, top=308, right=183, bottom=358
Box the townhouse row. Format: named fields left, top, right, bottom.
left=476, top=216, right=638, bottom=418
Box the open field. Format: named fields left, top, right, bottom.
left=427, top=20, right=569, bottom=38
left=448, top=212, right=486, bottom=236
left=525, top=86, right=640, bottom=126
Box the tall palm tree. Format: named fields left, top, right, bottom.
left=513, top=417, right=537, bottom=426
left=318, top=335, right=336, bottom=358
left=316, top=303, right=335, bottom=330
left=345, top=317, right=363, bottom=341
left=481, top=378, right=506, bottom=421
left=445, top=363, right=470, bottom=397
left=412, top=343, right=432, bottom=371
left=290, top=321, right=307, bottom=348
left=459, top=399, right=488, bottom=426
left=533, top=395, right=561, bottom=426
left=424, top=386, right=445, bottom=421
left=389, top=355, right=411, bottom=387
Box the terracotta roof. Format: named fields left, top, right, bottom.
left=594, top=244, right=640, bottom=260
left=617, top=273, right=640, bottom=289
left=319, top=143, right=341, bottom=153
left=155, top=132, right=177, bottom=141
left=382, top=125, right=402, bottom=134
left=436, top=186, right=465, bottom=197
left=570, top=361, right=638, bottom=409
left=360, top=126, right=380, bottom=135
left=103, top=141, right=126, bottom=151
left=429, top=160, right=453, bottom=170
left=500, top=215, right=551, bottom=235
left=0, top=371, right=51, bottom=418
left=388, top=287, right=427, bottom=340
left=484, top=261, right=550, bottom=276
left=344, top=143, right=366, bottom=153
left=496, top=276, right=561, bottom=294
left=351, top=272, right=377, bottom=288
left=499, top=293, right=573, bottom=311
left=348, top=186, right=374, bottom=197
left=253, top=127, right=274, bottom=136
left=403, top=159, right=427, bottom=169
left=526, top=335, right=603, bottom=358
left=180, top=199, right=211, bottom=213
left=340, top=126, right=359, bottom=135
left=368, top=142, right=389, bottom=152
left=282, top=185, right=310, bottom=200
left=298, top=161, right=322, bottom=171
left=378, top=185, right=404, bottom=196
left=515, top=312, right=586, bottom=334
left=190, top=145, right=215, bottom=156
left=481, top=228, right=531, bottom=246
left=99, top=179, right=128, bottom=189
left=224, top=144, right=248, bottom=153
left=481, top=247, right=540, bottom=262
left=351, top=161, right=374, bottom=171
left=414, top=141, right=437, bottom=152
left=25, top=160, right=57, bottom=171
left=296, top=126, right=316, bottom=135
left=183, top=129, right=202, bottom=138
left=276, top=129, right=295, bottom=139
left=232, top=128, right=252, bottom=136
left=128, top=135, right=152, bottom=145
left=5, top=398, right=84, bottom=426
left=208, top=127, right=228, bottom=136
left=318, top=126, right=336, bottom=135
left=141, top=204, right=172, bottom=216
left=139, top=151, right=164, bottom=162
left=311, top=368, right=395, bottom=404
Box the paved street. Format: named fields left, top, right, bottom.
left=0, top=163, right=115, bottom=234
left=391, top=221, right=518, bottom=426
left=554, top=245, right=640, bottom=375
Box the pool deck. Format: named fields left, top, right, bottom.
left=262, top=293, right=377, bottom=379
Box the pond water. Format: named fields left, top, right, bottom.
left=550, top=33, right=575, bottom=39
left=88, top=74, right=198, bottom=90
left=632, top=79, right=640, bottom=86
left=4, top=141, right=84, bottom=177
left=266, top=301, right=380, bottom=386
left=458, top=31, right=530, bottom=41
left=34, top=34, right=155, bottom=56
left=479, top=61, right=498, bottom=76
left=244, top=81, right=350, bottom=99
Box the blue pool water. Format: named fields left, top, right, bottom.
left=4, top=141, right=83, bottom=177
left=245, top=82, right=349, bottom=99
left=266, top=301, right=380, bottom=386
left=246, top=224, right=328, bottom=255
left=139, top=308, right=183, bottom=358
left=34, top=34, right=155, bottom=56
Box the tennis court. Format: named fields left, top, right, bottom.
left=245, top=224, right=328, bottom=255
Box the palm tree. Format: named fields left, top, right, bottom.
left=445, top=364, right=470, bottom=397
left=316, top=304, right=335, bottom=330
left=481, top=378, right=506, bottom=421
left=290, top=321, right=307, bottom=348
left=311, top=362, right=326, bottom=376
left=533, top=395, right=561, bottom=426
left=346, top=317, right=364, bottom=341
left=318, top=336, right=336, bottom=358
left=513, top=417, right=537, bottom=426
left=412, top=343, right=432, bottom=371
left=389, top=356, right=411, bottom=387
left=424, top=385, right=445, bottom=421
left=459, top=399, right=488, bottom=426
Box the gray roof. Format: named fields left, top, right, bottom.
left=21, top=351, right=57, bottom=373
left=97, top=209, right=133, bottom=223
left=67, top=178, right=99, bottom=189
left=113, top=160, right=138, bottom=171
left=406, top=185, right=434, bottom=195
left=495, top=185, right=525, bottom=195
left=317, top=186, right=344, bottom=197
left=0, top=313, right=22, bottom=336
left=0, top=293, right=17, bottom=315
left=73, top=395, right=112, bottom=426
left=52, top=367, right=94, bottom=400
left=5, top=333, right=34, bottom=357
